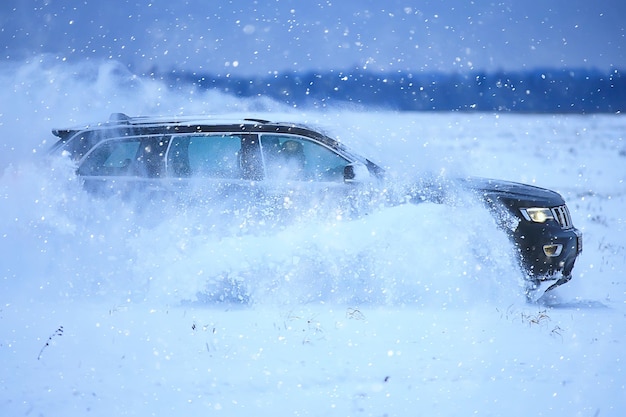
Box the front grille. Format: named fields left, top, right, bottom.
left=551, top=205, right=573, bottom=229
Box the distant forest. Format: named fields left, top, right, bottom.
left=164, top=68, right=625, bottom=113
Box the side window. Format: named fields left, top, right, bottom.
left=59, top=128, right=144, bottom=162
left=59, top=131, right=98, bottom=162
left=77, top=136, right=168, bottom=177
left=78, top=138, right=141, bottom=176
left=260, top=135, right=349, bottom=181
left=166, top=134, right=260, bottom=179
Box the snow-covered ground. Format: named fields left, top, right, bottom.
left=1, top=63, right=625, bottom=416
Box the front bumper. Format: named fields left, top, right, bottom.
left=514, top=224, right=582, bottom=279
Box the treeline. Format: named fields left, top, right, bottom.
left=166, top=68, right=625, bottom=113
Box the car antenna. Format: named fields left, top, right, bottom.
left=109, top=113, right=131, bottom=122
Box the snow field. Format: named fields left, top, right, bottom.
left=1, top=62, right=625, bottom=416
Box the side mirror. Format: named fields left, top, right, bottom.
left=343, top=162, right=370, bottom=183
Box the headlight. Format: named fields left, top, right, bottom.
left=520, top=207, right=554, bottom=223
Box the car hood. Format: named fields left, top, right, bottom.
left=459, top=176, right=565, bottom=207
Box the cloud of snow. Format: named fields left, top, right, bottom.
left=0, top=59, right=525, bottom=309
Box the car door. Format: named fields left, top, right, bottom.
left=164, top=133, right=264, bottom=205
left=77, top=134, right=169, bottom=197
left=257, top=134, right=363, bottom=216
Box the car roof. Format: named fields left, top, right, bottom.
left=52, top=112, right=344, bottom=148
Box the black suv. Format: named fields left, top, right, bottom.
left=48, top=113, right=582, bottom=297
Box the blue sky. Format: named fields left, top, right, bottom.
left=2, top=0, right=624, bottom=75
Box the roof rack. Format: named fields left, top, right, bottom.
left=106, top=113, right=274, bottom=126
